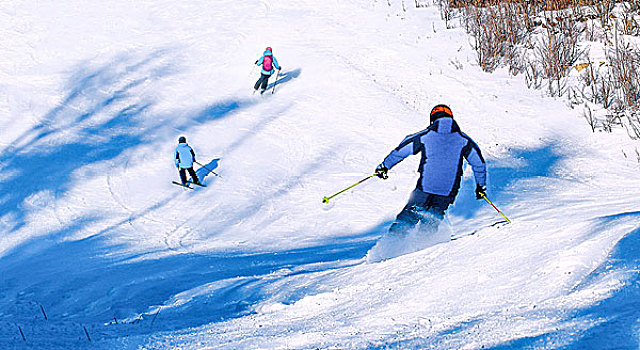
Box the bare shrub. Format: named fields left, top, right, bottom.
left=534, top=15, right=585, bottom=96
left=620, top=3, right=640, bottom=35
left=590, top=0, right=615, bottom=29
left=459, top=0, right=530, bottom=72
left=583, top=105, right=597, bottom=132
left=524, top=59, right=543, bottom=89
left=438, top=0, right=454, bottom=27
left=623, top=109, right=640, bottom=138
left=438, top=0, right=640, bottom=137
left=608, top=29, right=640, bottom=109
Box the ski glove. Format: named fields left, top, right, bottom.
left=375, top=164, right=389, bottom=180
left=175, top=159, right=180, bottom=168
left=475, top=184, right=486, bottom=200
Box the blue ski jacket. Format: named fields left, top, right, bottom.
left=256, top=50, right=280, bottom=75
left=380, top=117, right=486, bottom=198
left=175, top=142, right=196, bottom=169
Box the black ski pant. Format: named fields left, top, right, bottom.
left=254, top=73, right=271, bottom=91
left=388, top=189, right=454, bottom=234
left=179, top=167, right=199, bottom=185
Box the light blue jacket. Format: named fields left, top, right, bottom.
left=380, top=117, right=486, bottom=198
left=175, top=142, right=195, bottom=169
left=256, top=50, right=280, bottom=75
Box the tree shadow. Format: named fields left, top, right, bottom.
left=450, top=143, right=563, bottom=220
left=0, top=49, right=261, bottom=234
left=0, top=51, right=172, bottom=233
left=0, top=216, right=381, bottom=347
left=553, top=211, right=640, bottom=349
left=194, top=100, right=247, bottom=123
left=0, top=135, right=380, bottom=347
left=0, top=48, right=290, bottom=346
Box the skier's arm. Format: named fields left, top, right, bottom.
left=381, top=134, right=420, bottom=170
left=190, top=149, right=196, bottom=162
left=256, top=56, right=264, bottom=66
left=462, top=137, right=487, bottom=187
left=175, top=150, right=180, bottom=168
left=272, top=56, right=281, bottom=70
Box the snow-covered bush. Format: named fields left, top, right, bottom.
left=439, top=0, right=640, bottom=138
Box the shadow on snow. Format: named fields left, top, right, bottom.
left=378, top=211, right=640, bottom=350
left=0, top=55, right=369, bottom=346
left=0, top=217, right=381, bottom=346
left=487, top=212, right=640, bottom=350
left=0, top=49, right=256, bottom=233
left=0, top=49, right=278, bottom=346
left=451, top=144, right=563, bottom=220
left=194, top=158, right=220, bottom=183
left=268, top=68, right=301, bottom=90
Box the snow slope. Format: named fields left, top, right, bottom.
left=1, top=0, right=639, bottom=349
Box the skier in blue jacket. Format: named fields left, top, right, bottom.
left=175, top=136, right=201, bottom=186
left=254, top=47, right=281, bottom=94
left=375, top=104, right=487, bottom=233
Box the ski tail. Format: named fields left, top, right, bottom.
left=172, top=181, right=193, bottom=189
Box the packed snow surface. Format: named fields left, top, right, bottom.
left=1, top=0, right=639, bottom=349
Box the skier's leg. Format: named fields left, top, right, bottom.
left=416, top=194, right=453, bottom=230
left=388, top=206, right=421, bottom=234
left=260, top=74, right=270, bottom=91
left=254, top=75, right=263, bottom=91
left=187, top=167, right=200, bottom=184
left=179, top=168, right=188, bottom=185
left=388, top=189, right=429, bottom=234
left=426, top=194, right=453, bottom=219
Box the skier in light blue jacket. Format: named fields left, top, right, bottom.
left=254, top=47, right=281, bottom=94
left=174, top=136, right=201, bottom=186
left=375, top=104, right=487, bottom=233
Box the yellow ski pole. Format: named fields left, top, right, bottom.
left=480, top=193, right=511, bottom=223
left=322, top=174, right=376, bottom=204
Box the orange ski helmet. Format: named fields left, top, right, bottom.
left=430, top=104, right=453, bottom=124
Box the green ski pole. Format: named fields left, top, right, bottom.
left=322, top=174, right=376, bottom=204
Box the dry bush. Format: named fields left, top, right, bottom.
left=460, top=0, right=530, bottom=72
left=621, top=10, right=640, bottom=36
left=438, top=0, right=454, bottom=27
left=440, top=0, right=640, bottom=137
left=524, top=58, right=543, bottom=89
left=590, top=0, right=616, bottom=29
left=625, top=110, right=640, bottom=138
left=580, top=61, right=615, bottom=108
left=608, top=31, right=640, bottom=110
left=535, top=15, right=585, bottom=96
left=583, top=105, right=597, bottom=132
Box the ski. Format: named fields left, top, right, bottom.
left=172, top=181, right=193, bottom=189
left=190, top=181, right=206, bottom=187
left=451, top=220, right=508, bottom=241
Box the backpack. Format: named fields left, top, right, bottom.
left=262, top=55, right=273, bottom=71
